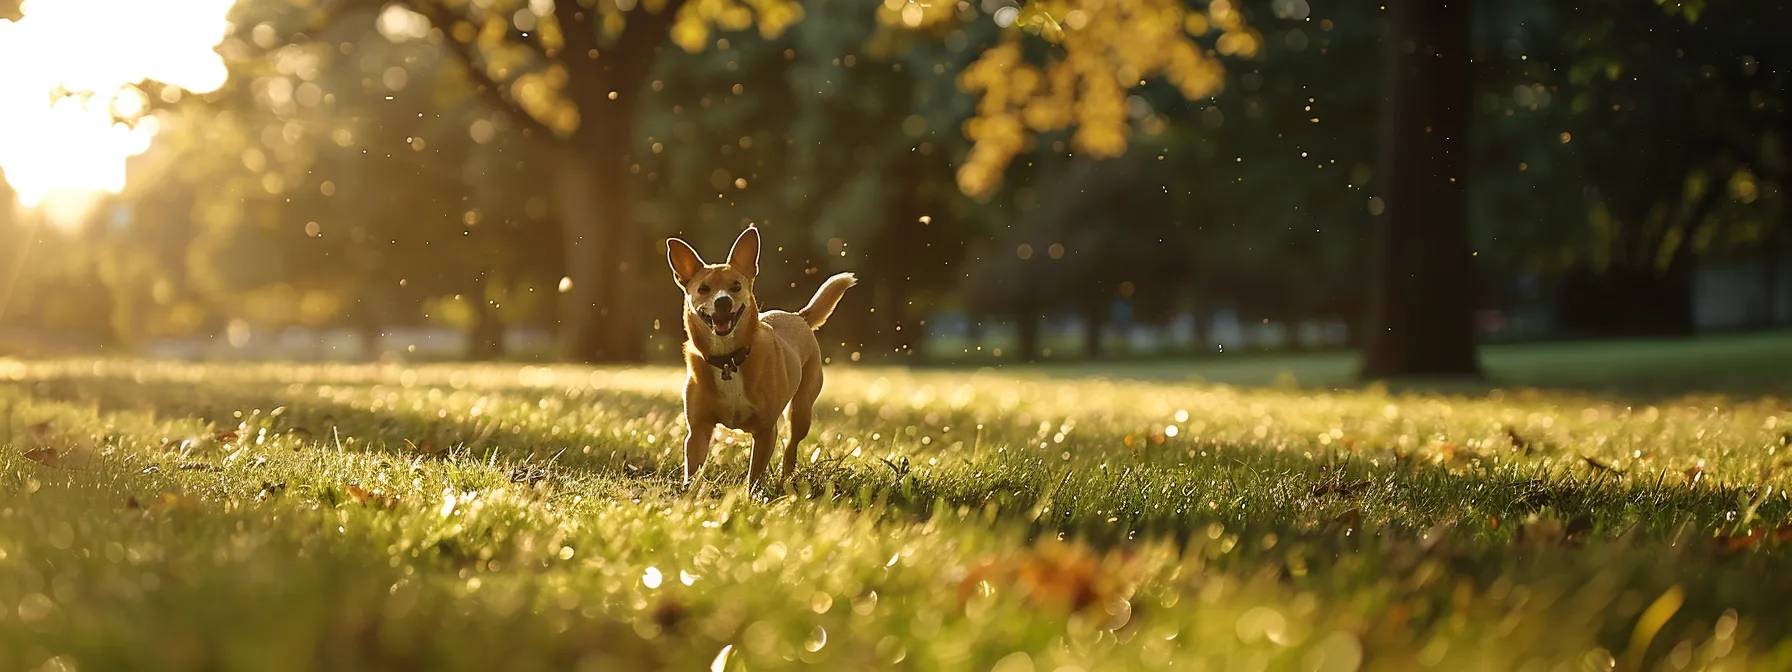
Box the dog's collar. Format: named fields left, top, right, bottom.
left=705, top=346, right=751, bottom=381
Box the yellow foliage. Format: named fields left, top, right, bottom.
left=427, top=0, right=800, bottom=139
left=671, top=0, right=804, bottom=53
left=876, top=0, right=957, bottom=30
left=918, top=0, right=1256, bottom=197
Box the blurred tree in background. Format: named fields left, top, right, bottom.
left=1, top=0, right=1787, bottom=372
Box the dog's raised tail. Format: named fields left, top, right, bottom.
left=798, top=273, right=857, bottom=329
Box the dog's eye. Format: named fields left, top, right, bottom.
left=730, top=282, right=742, bottom=292
left=697, top=285, right=711, bottom=295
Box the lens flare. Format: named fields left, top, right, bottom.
left=0, top=0, right=235, bottom=224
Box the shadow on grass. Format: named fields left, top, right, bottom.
left=10, top=374, right=1788, bottom=557
left=14, top=369, right=1792, bottom=670
left=984, top=331, right=1792, bottom=403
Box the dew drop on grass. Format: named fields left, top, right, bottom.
left=805, top=626, right=828, bottom=652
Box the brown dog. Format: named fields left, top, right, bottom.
left=666, top=226, right=856, bottom=489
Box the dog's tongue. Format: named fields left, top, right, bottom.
left=713, top=313, right=735, bottom=334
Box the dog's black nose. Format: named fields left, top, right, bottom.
left=714, top=295, right=735, bottom=314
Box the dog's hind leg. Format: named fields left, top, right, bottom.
left=781, top=363, right=823, bottom=484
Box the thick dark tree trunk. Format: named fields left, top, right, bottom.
left=883, top=163, right=925, bottom=360
left=353, top=280, right=394, bottom=361
left=966, top=309, right=986, bottom=355
left=466, top=278, right=505, bottom=361
left=591, top=116, right=644, bottom=363
left=551, top=119, right=644, bottom=363
left=1763, top=233, right=1782, bottom=327
left=1190, top=307, right=1210, bottom=353
left=1082, top=300, right=1105, bottom=359
left=552, top=149, right=604, bottom=361
left=1014, top=308, right=1041, bottom=363
left=1360, top=0, right=1482, bottom=379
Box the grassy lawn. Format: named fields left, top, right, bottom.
left=2, top=335, right=1791, bottom=670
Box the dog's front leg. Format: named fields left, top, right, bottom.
left=746, top=425, right=779, bottom=492
left=683, top=416, right=716, bottom=486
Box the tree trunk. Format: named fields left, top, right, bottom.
left=551, top=121, right=645, bottom=363
left=1190, top=307, right=1210, bottom=353
left=466, top=277, right=505, bottom=360
left=1014, top=308, right=1041, bottom=363
left=1082, top=300, right=1105, bottom=359
left=552, top=149, right=604, bottom=362
left=1359, top=0, right=1482, bottom=380
left=354, top=284, right=389, bottom=361
left=1763, top=233, right=1781, bottom=327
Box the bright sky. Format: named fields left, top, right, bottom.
left=0, top=0, right=235, bottom=225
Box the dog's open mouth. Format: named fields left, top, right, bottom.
left=700, top=305, right=746, bottom=336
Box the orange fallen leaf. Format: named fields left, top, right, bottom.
left=957, top=539, right=1136, bottom=614
left=1684, top=464, right=1705, bottom=486
left=22, top=447, right=61, bottom=467
left=21, top=446, right=95, bottom=470
left=1582, top=455, right=1623, bottom=474
left=404, top=439, right=444, bottom=455
left=1717, top=526, right=1792, bottom=555
left=345, top=484, right=399, bottom=509
left=1505, top=428, right=1531, bottom=454
left=1719, top=530, right=1764, bottom=555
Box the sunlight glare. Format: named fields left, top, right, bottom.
left=0, top=0, right=235, bottom=224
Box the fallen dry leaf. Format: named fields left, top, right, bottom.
left=345, top=484, right=399, bottom=509
left=404, top=438, right=444, bottom=456
left=1583, top=455, right=1623, bottom=475
left=256, top=481, right=287, bottom=502
left=21, top=445, right=96, bottom=470
left=1715, top=526, right=1792, bottom=555
left=1311, top=478, right=1371, bottom=497
left=1506, top=428, right=1531, bottom=454
left=22, top=447, right=60, bottom=467
left=957, top=539, right=1137, bottom=615
left=1684, top=463, right=1706, bottom=486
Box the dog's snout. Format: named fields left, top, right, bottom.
left=714, top=294, right=735, bottom=313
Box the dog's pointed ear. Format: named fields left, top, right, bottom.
left=727, top=226, right=760, bottom=278
left=667, top=238, right=705, bottom=287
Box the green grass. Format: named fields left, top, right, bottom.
left=2, top=336, right=1792, bottom=670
